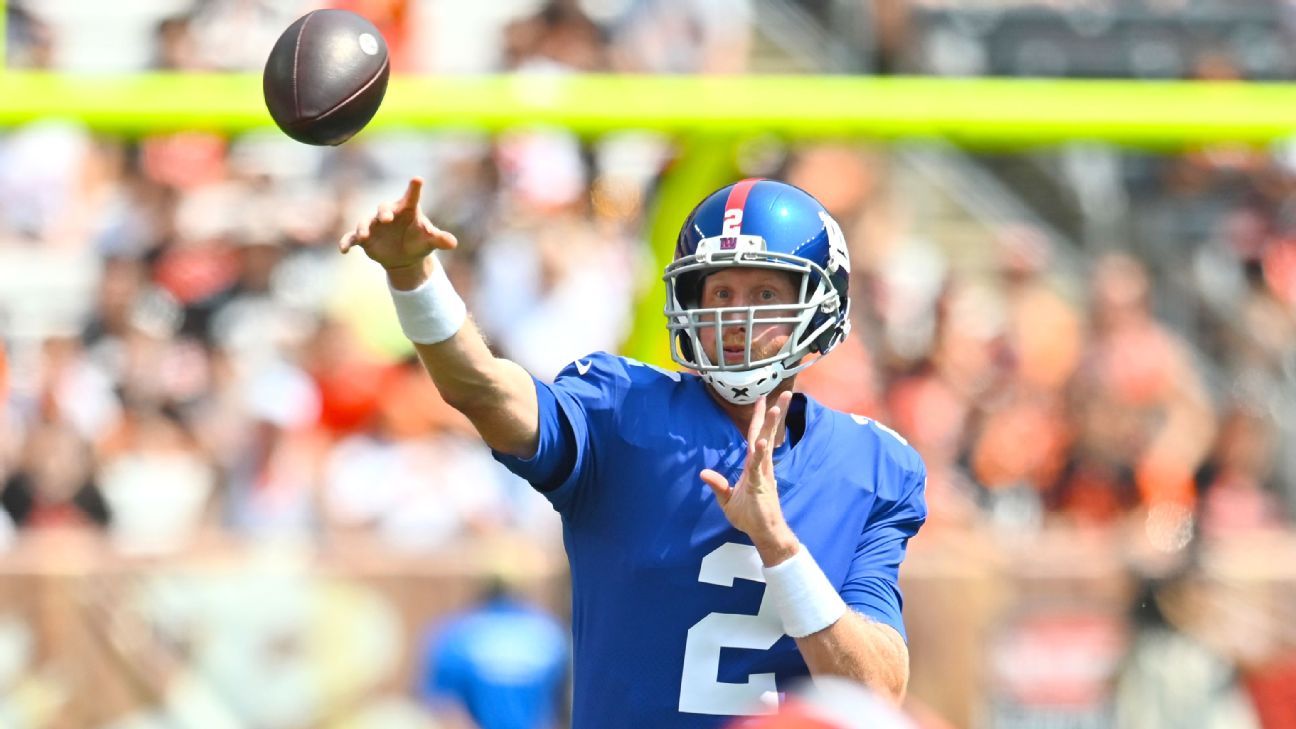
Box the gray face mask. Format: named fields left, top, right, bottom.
left=662, top=248, right=849, bottom=405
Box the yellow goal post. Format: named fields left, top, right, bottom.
left=4, top=70, right=1296, bottom=364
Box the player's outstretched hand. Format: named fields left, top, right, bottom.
left=700, top=391, right=794, bottom=542
left=338, top=178, right=458, bottom=271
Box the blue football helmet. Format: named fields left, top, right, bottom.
left=664, top=178, right=851, bottom=405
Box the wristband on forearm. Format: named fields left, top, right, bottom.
left=762, top=544, right=848, bottom=638
left=387, top=258, right=467, bottom=345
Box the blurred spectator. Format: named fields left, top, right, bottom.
left=28, top=336, right=120, bottom=444
left=608, top=0, right=753, bottom=74
left=0, top=122, right=99, bottom=247
left=503, top=0, right=609, bottom=73
left=317, top=347, right=533, bottom=550
left=964, top=230, right=1079, bottom=528
left=320, top=424, right=524, bottom=549
left=1114, top=567, right=1262, bottom=728
left=81, top=256, right=163, bottom=349
left=474, top=130, right=639, bottom=381
left=5, top=2, right=55, bottom=69
left=96, top=403, right=216, bottom=554
left=417, top=575, right=569, bottom=729
left=305, top=316, right=399, bottom=437
left=884, top=371, right=980, bottom=529
left=207, top=235, right=314, bottom=359
left=151, top=12, right=204, bottom=71
left=181, top=0, right=318, bottom=72
left=1062, top=253, right=1216, bottom=530
left=1196, top=402, right=1286, bottom=539
left=1, top=420, right=109, bottom=530
left=216, top=354, right=324, bottom=537
left=475, top=210, right=637, bottom=381
left=867, top=0, right=915, bottom=75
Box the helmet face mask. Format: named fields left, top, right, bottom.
left=663, top=180, right=851, bottom=406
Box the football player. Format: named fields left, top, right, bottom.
left=340, top=177, right=928, bottom=728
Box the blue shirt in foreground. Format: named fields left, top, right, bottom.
left=419, top=597, right=569, bottom=729
left=494, top=352, right=928, bottom=729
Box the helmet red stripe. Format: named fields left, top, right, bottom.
left=721, top=178, right=762, bottom=235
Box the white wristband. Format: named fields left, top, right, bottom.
left=387, top=258, right=467, bottom=345
left=762, top=544, right=848, bottom=638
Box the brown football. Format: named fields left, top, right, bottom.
left=262, top=9, right=390, bottom=146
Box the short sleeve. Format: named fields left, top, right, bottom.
left=840, top=455, right=928, bottom=642
left=491, top=352, right=630, bottom=512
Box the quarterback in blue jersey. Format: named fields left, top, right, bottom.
left=341, top=177, right=928, bottom=728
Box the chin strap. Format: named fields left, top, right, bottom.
left=704, top=362, right=788, bottom=405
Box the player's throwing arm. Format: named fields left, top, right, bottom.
left=338, top=178, right=540, bottom=458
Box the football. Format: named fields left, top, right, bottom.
left=262, top=9, right=390, bottom=146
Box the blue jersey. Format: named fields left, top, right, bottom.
left=494, top=352, right=927, bottom=729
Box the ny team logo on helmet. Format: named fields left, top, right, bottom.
left=664, top=178, right=851, bottom=405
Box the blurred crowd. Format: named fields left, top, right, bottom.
left=12, top=0, right=1296, bottom=79
left=4, top=132, right=1288, bottom=553
left=0, top=0, right=1293, bottom=602
left=784, top=142, right=1296, bottom=541
left=6, top=0, right=754, bottom=75
left=3, top=121, right=1293, bottom=720
left=3, top=1, right=1296, bottom=727
left=0, top=117, right=668, bottom=551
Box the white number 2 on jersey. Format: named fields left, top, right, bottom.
left=679, top=543, right=784, bottom=715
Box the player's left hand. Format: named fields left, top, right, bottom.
left=701, top=391, right=796, bottom=548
